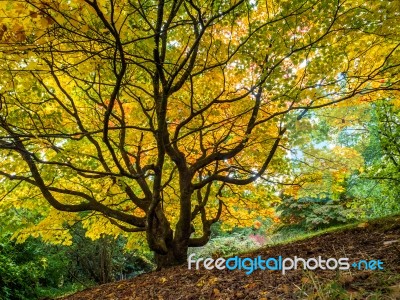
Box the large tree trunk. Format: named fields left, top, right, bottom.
left=149, top=182, right=193, bottom=269
left=153, top=226, right=189, bottom=269
left=156, top=184, right=192, bottom=269
left=147, top=205, right=189, bottom=269
left=154, top=244, right=187, bottom=270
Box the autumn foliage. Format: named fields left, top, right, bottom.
left=0, top=0, right=399, bottom=267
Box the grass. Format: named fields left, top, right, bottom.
left=192, top=213, right=400, bottom=259
left=262, top=212, right=400, bottom=251
left=37, top=282, right=95, bottom=299
left=270, top=222, right=358, bottom=245
left=293, top=270, right=400, bottom=300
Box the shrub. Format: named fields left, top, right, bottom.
left=276, top=196, right=359, bottom=230
left=0, top=236, right=45, bottom=300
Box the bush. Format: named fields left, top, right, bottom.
left=189, top=233, right=259, bottom=258
left=276, top=196, right=359, bottom=230
left=188, top=221, right=274, bottom=258
left=0, top=236, right=45, bottom=300
left=0, top=226, right=155, bottom=300
left=64, top=225, right=154, bottom=284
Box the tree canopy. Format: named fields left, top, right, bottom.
left=0, top=0, right=399, bottom=267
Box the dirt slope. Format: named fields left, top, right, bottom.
left=60, top=216, right=400, bottom=300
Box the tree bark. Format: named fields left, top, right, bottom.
left=154, top=245, right=187, bottom=270
left=149, top=175, right=193, bottom=269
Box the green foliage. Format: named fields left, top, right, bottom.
left=338, top=100, right=400, bottom=219
left=0, top=236, right=46, bottom=300
left=0, top=232, right=154, bottom=299
left=346, top=176, right=400, bottom=218
left=35, top=283, right=90, bottom=300
left=1, top=0, right=400, bottom=268
left=188, top=221, right=273, bottom=258
left=277, top=196, right=359, bottom=230
left=0, top=234, right=94, bottom=300
left=0, top=216, right=154, bottom=299
left=65, top=225, right=154, bottom=283
left=189, top=232, right=259, bottom=258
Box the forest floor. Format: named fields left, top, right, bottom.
left=60, top=215, right=400, bottom=300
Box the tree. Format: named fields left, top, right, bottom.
left=0, top=0, right=399, bottom=268
left=375, top=100, right=400, bottom=177
left=355, top=99, right=400, bottom=215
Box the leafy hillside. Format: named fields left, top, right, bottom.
left=60, top=216, right=400, bottom=300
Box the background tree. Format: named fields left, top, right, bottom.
left=349, top=99, right=400, bottom=216
left=375, top=100, right=400, bottom=179
left=0, top=0, right=399, bottom=268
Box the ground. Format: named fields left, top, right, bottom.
left=59, top=216, right=400, bottom=300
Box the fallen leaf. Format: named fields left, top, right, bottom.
left=301, top=276, right=310, bottom=284
left=243, top=282, right=257, bottom=289
left=213, top=288, right=220, bottom=295
left=208, top=276, right=219, bottom=285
